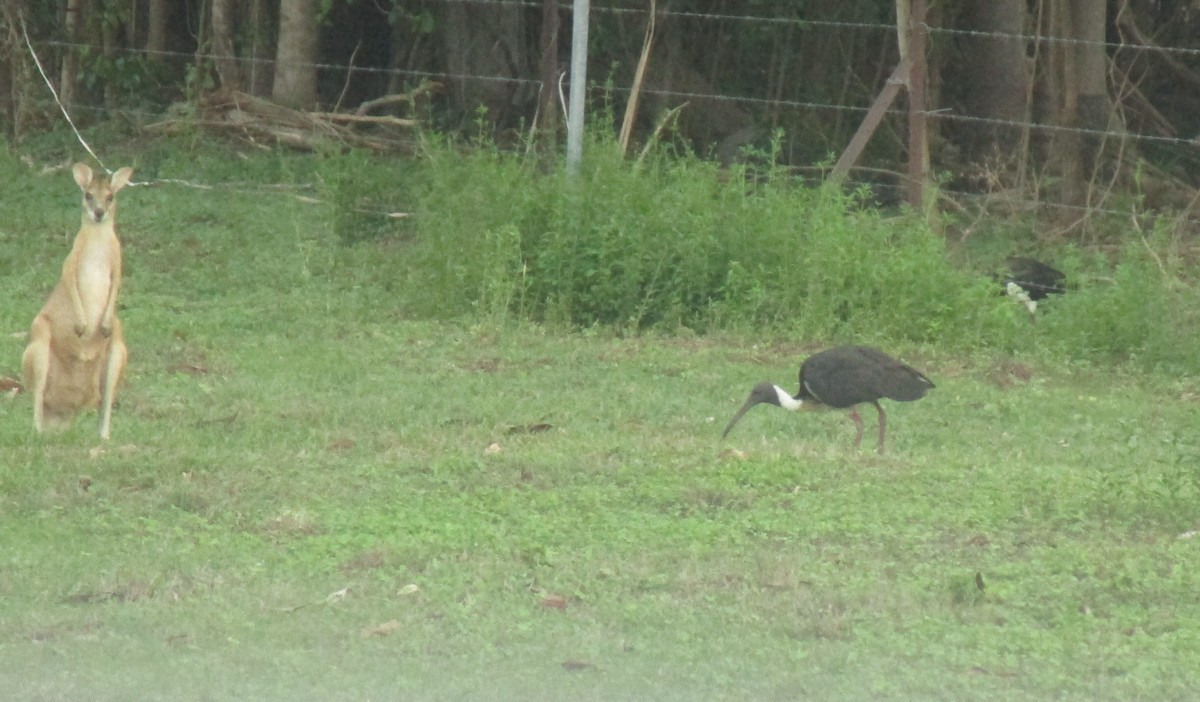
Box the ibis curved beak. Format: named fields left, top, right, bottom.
left=722, top=396, right=763, bottom=438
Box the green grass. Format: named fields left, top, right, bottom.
left=1, top=136, right=1199, bottom=700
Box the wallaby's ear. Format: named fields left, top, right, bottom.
left=110, top=167, right=133, bottom=192
left=72, top=162, right=94, bottom=191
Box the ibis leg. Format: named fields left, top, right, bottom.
left=848, top=408, right=865, bottom=448
left=873, top=400, right=887, bottom=453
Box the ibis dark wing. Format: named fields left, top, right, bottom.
left=1006, top=257, right=1066, bottom=300
left=799, top=346, right=933, bottom=408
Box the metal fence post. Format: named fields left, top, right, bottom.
left=566, top=0, right=590, bottom=177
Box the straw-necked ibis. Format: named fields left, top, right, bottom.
left=1003, top=257, right=1066, bottom=316
left=722, top=345, right=934, bottom=453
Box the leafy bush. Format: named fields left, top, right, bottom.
left=395, top=134, right=1005, bottom=344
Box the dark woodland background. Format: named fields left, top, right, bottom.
left=2, top=0, right=1200, bottom=239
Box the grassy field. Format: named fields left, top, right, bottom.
left=1, top=139, right=1199, bottom=701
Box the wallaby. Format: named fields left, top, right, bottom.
left=23, top=163, right=133, bottom=440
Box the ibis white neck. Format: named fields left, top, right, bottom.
left=773, top=385, right=804, bottom=411
left=1006, top=281, right=1038, bottom=314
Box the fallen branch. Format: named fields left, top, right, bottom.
left=148, top=88, right=422, bottom=152
left=1115, top=9, right=1200, bottom=94
left=311, top=112, right=419, bottom=128
left=354, top=81, right=444, bottom=116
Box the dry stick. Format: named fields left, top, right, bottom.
left=312, top=113, right=418, bottom=128
left=355, top=81, right=442, bottom=116
left=1110, top=64, right=1174, bottom=136
left=356, top=93, right=410, bottom=116
left=332, top=40, right=361, bottom=114
left=618, top=0, right=656, bottom=156
left=1116, top=8, right=1200, bottom=94
left=1106, top=62, right=1196, bottom=200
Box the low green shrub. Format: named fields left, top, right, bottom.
left=395, top=134, right=1009, bottom=345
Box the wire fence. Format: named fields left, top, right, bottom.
left=11, top=0, right=1200, bottom=233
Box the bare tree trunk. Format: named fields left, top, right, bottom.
left=1038, top=0, right=1098, bottom=220
left=273, top=0, right=318, bottom=109
left=440, top=1, right=530, bottom=129
left=959, top=0, right=1029, bottom=159
left=102, top=2, right=119, bottom=108
left=247, top=0, right=273, bottom=96
left=535, top=0, right=560, bottom=145
left=60, top=0, right=83, bottom=109
left=1072, top=0, right=1109, bottom=176
left=212, top=0, right=242, bottom=90
left=386, top=18, right=406, bottom=97
left=146, top=0, right=166, bottom=59
left=193, top=0, right=211, bottom=93
left=0, top=0, right=20, bottom=139
left=127, top=0, right=139, bottom=47
left=0, top=36, right=11, bottom=141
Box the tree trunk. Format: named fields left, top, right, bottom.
left=273, top=0, right=318, bottom=109
left=959, top=0, right=1029, bottom=159
left=1039, top=0, right=1108, bottom=218
left=0, top=39, right=10, bottom=141
left=0, top=0, right=21, bottom=140
left=1072, top=0, right=1109, bottom=172
left=124, top=0, right=139, bottom=47
left=535, top=0, right=560, bottom=145
left=60, top=0, right=83, bottom=110
left=440, top=1, right=530, bottom=129
left=101, top=1, right=119, bottom=108
left=247, top=0, right=273, bottom=96
left=212, top=0, right=242, bottom=90
left=146, top=0, right=166, bottom=58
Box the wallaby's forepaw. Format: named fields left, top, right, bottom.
left=99, top=324, right=112, bottom=338
left=74, top=323, right=88, bottom=337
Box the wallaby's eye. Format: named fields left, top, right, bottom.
left=105, top=193, right=113, bottom=203
left=85, top=193, right=94, bottom=204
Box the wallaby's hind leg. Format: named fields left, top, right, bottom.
left=22, top=315, right=52, bottom=433
left=98, top=319, right=127, bottom=440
